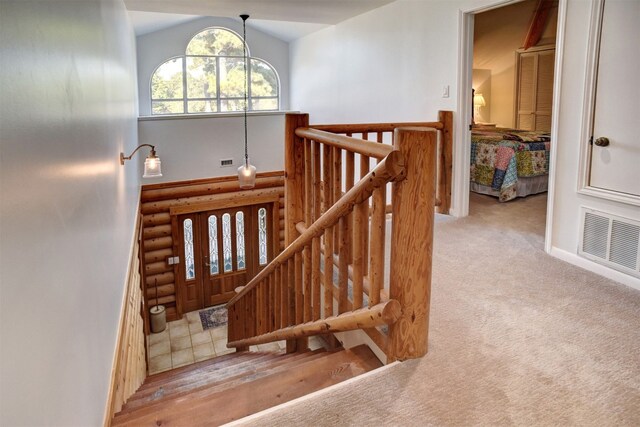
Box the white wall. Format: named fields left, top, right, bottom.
left=549, top=0, right=639, bottom=288
left=136, top=16, right=290, bottom=116
left=290, top=0, right=460, bottom=124
left=0, top=1, right=140, bottom=425
left=138, top=113, right=286, bottom=183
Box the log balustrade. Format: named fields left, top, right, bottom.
left=226, top=111, right=452, bottom=362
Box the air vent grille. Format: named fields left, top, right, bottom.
left=583, top=212, right=609, bottom=259
left=610, top=220, right=639, bottom=270
left=580, top=208, right=640, bottom=277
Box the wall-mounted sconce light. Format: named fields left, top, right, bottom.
left=120, top=144, right=162, bottom=178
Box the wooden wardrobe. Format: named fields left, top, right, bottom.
left=514, top=45, right=555, bottom=132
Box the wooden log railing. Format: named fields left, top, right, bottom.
left=227, top=112, right=446, bottom=362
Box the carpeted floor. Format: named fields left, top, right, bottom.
left=236, top=192, right=640, bottom=426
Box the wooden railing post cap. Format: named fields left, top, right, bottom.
left=394, top=126, right=438, bottom=135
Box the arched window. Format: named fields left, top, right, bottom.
left=151, top=27, right=279, bottom=115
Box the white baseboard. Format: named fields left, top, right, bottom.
left=549, top=246, right=640, bottom=291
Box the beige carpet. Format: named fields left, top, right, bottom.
left=235, top=193, right=640, bottom=426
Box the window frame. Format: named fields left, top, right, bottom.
left=150, top=26, right=280, bottom=115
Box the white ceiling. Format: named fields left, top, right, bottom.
left=125, top=0, right=395, bottom=40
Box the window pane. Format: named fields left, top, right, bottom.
left=251, top=98, right=278, bottom=111
left=250, top=59, right=278, bottom=97
left=222, top=213, right=232, bottom=272
left=220, top=99, right=244, bottom=112
left=208, top=215, right=219, bottom=275
left=219, top=57, right=246, bottom=98
left=186, top=56, right=216, bottom=99
left=152, top=101, right=184, bottom=115
left=187, top=100, right=217, bottom=113
left=151, top=58, right=184, bottom=99
left=236, top=212, right=246, bottom=270
left=258, top=208, right=268, bottom=265
left=186, top=28, right=244, bottom=56
left=183, top=219, right=195, bottom=280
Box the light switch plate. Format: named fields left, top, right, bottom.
left=442, top=85, right=450, bottom=98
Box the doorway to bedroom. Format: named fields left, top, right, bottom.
left=467, top=0, right=559, bottom=246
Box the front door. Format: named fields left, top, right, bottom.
left=176, top=204, right=273, bottom=314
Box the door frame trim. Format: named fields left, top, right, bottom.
left=169, top=189, right=281, bottom=216
left=576, top=0, right=640, bottom=207
left=455, top=0, right=567, bottom=255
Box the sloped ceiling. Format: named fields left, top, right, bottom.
left=124, top=0, right=395, bottom=24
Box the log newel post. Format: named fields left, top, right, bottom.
left=284, top=113, right=310, bottom=353
left=388, top=127, right=437, bottom=362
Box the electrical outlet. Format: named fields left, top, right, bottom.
left=442, top=85, right=450, bottom=98
left=220, top=158, right=234, bottom=167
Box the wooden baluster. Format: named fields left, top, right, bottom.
left=294, top=252, right=303, bottom=324
left=303, top=140, right=313, bottom=323
left=360, top=155, right=370, bottom=278
left=244, top=290, right=250, bottom=340
left=227, top=304, right=235, bottom=344
left=260, top=280, right=269, bottom=334
left=303, top=245, right=312, bottom=322
left=345, top=151, right=355, bottom=262
left=257, top=282, right=264, bottom=335
left=280, top=260, right=288, bottom=327
left=312, top=141, right=322, bottom=320
left=322, top=145, right=333, bottom=217
left=388, top=127, right=437, bottom=362
left=311, top=237, right=321, bottom=320
left=352, top=199, right=365, bottom=310
left=247, top=289, right=255, bottom=339
left=313, top=141, right=321, bottom=220
left=267, top=274, right=273, bottom=332
left=369, top=185, right=385, bottom=307
left=332, top=147, right=341, bottom=255
left=322, top=144, right=334, bottom=319
left=274, top=265, right=281, bottom=329
left=338, top=217, right=349, bottom=314
left=288, top=257, right=295, bottom=324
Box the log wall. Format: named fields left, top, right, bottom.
left=139, top=172, right=286, bottom=324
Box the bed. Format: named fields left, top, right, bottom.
left=470, top=125, right=551, bottom=202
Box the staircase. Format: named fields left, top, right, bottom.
left=111, top=345, right=381, bottom=426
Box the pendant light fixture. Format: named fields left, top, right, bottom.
left=238, top=14, right=256, bottom=189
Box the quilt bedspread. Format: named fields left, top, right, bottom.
left=470, top=127, right=551, bottom=202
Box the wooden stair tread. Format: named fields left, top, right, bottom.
left=141, top=350, right=266, bottom=386
left=112, top=345, right=381, bottom=426
left=135, top=351, right=283, bottom=395
left=122, top=349, right=327, bottom=412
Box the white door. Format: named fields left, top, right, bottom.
left=589, top=0, right=640, bottom=197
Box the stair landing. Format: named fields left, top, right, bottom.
left=112, top=344, right=381, bottom=426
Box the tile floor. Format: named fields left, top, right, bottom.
left=147, top=307, right=296, bottom=375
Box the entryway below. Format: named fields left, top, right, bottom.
left=146, top=305, right=327, bottom=375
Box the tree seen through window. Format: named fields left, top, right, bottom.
left=151, top=27, right=279, bottom=115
